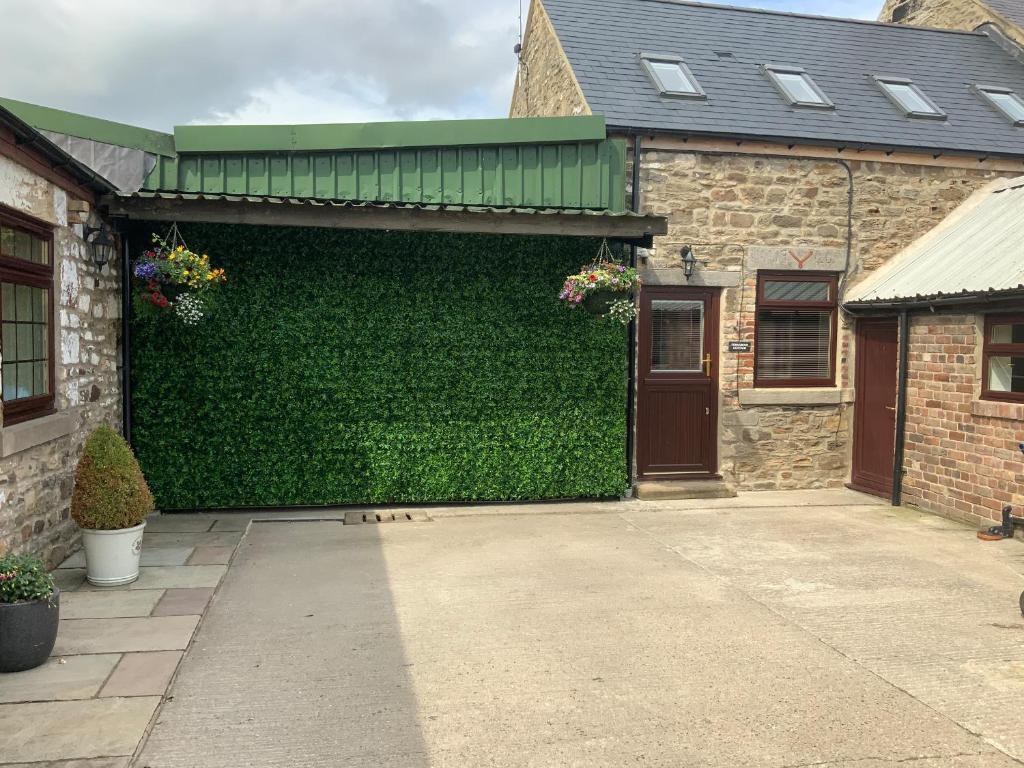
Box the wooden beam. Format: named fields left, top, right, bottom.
left=104, top=196, right=667, bottom=241
left=628, top=133, right=1024, bottom=172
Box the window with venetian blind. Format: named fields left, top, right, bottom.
left=0, top=207, right=55, bottom=425
left=982, top=314, right=1024, bottom=402
left=754, top=272, right=837, bottom=387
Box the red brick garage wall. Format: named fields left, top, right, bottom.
left=902, top=314, right=1024, bottom=527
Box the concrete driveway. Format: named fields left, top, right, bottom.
left=137, top=491, right=1024, bottom=767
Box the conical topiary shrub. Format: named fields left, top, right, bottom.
left=71, top=425, right=154, bottom=531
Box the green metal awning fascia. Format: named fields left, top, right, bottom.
left=0, top=97, right=176, bottom=157
left=105, top=191, right=667, bottom=245
left=144, top=137, right=628, bottom=212
left=172, top=116, right=608, bottom=153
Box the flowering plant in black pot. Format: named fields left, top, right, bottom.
left=0, top=553, right=59, bottom=673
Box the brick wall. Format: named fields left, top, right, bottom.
left=0, top=154, right=122, bottom=567
left=878, top=0, right=1024, bottom=46
left=638, top=148, right=1004, bottom=490
left=902, top=314, right=1024, bottom=526
left=509, top=0, right=591, bottom=118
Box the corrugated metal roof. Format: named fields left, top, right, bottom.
left=845, top=175, right=1024, bottom=305
left=0, top=104, right=117, bottom=194
left=0, top=97, right=176, bottom=156
left=543, top=0, right=1024, bottom=156
left=142, top=138, right=627, bottom=212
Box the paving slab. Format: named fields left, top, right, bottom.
left=75, top=565, right=226, bottom=591
left=137, top=516, right=1017, bottom=768
left=54, top=615, right=199, bottom=655
left=186, top=546, right=234, bottom=565
left=0, top=697, right=160, bottom=763
left=143, top=515, right=214, bottom=533
left=99, top=651, right=183, bottom=698
left=52, top=568, right=85, bottom=592
left=60, top=590, right=164, bottom=619
left=151, top=588, right=215, bottom=617
left=210, top=517, right=250, bottom=531
left=59, top=547, right=194, bottom=570
left=0, top=654, right=120, bottom=703
left=143, top=531, right=243, bottom=548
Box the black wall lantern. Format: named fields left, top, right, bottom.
left=84, top=225, right=116, bottom=269
left=681, top=245, right=698, bottom=280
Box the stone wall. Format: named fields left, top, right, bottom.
left=0, top=154, right=121, bottom=567
left=509, top=0, right=591, bottom=118
left=902, top=313, right=1024, bottom=526
left=878, top=0, right=1024, bottom=46
left=637, top=148, right=1003, bottom=490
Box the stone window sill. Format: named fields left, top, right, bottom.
left=971, top=399, right=1024, bottom=421
left=738, top=388, right=853, bottom=407
left=0, top=412, right=72, bottom=457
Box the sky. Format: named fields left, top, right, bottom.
left=1, top=0, right=880, bottom=132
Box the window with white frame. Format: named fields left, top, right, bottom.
left=763, top=65, right=834, bottom=108
left=641, top=54, right=706, bottom=98
left=873, top=77, right=946, bottom=119
left=973, top=85, right=1024, bottom=126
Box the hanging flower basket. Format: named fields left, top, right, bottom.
left=132, top=225, right=226, bottom=326
left=559, top=241, right=640, bottom=324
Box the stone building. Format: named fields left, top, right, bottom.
left=878, top=0, right=1024, bottom=47
left=512, top=0, right=1024, bottom=520
left=845, top=177, right=1024, bottom=527
left=0, top=104, right=123, bottom=565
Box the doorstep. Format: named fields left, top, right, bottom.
left=634, top=479, right=738, bottom=500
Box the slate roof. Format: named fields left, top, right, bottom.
left=985, top=0, right=1024, bottom=31
left=844, top=175, right=1024, bottom=306
left=543, top=0, right=1024, bottom=156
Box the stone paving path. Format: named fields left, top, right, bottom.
left=6, top=491, right=1024, bottom=767
left=0, top=513, right=246, bottom=767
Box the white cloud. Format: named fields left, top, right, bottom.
left=0, top=0, right=884, bottom=130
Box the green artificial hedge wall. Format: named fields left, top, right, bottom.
left=130, top=223, right=628, bottom=510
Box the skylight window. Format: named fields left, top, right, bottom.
left=973, top=85, right=1024, bottom=125
left=873, top=76, right=946, bottom=119
left=641, top=54, right=706, bottom=99
left=763, top=65, right=833, bottom=109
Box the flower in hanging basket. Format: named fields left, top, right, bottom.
left=132, top=233, right=227, bottom=326
left=559, top=260, right=640, bottom=323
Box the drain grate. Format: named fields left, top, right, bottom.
left=343, top=510, right=432, bottom=525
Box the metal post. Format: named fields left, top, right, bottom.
left=625, top=135, right=642, bottom=489
left=891, top=309, right=910, bottom=506
left=120, top=232, right=132, bottom=446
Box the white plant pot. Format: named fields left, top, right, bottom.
left=81, top=521, right=146, bottom=586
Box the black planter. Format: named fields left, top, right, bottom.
left=582, top=289, right=629, bottom=315
left=0, top=589, right=60, bottom=673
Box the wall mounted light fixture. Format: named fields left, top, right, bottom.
left=84, top=225, right=116, bottom=269
left=681, top=245, right=698, bottom=280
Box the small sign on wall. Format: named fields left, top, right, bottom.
left=728, top=341, right=752, bottom=353
left=745, top=246, right=847, bottom=271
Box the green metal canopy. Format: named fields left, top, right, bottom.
left=143, top=118, right=627, bottom=213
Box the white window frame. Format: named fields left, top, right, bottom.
left=640, top=53, right=706, bottom=99
left=972, top=84, right=1024, bottom=126
left=872, top=76, right=946, bottom=120
left=762, top=65, right=834, bottom=109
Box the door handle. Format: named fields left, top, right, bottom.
left=702, top=354, right=712, bottom=377
left=885, top=406, right=896, bottom=411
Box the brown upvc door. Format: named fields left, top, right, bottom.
left=850, top=317, right=899, bottom=498
left=636, top=286, right=719, bottom=478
